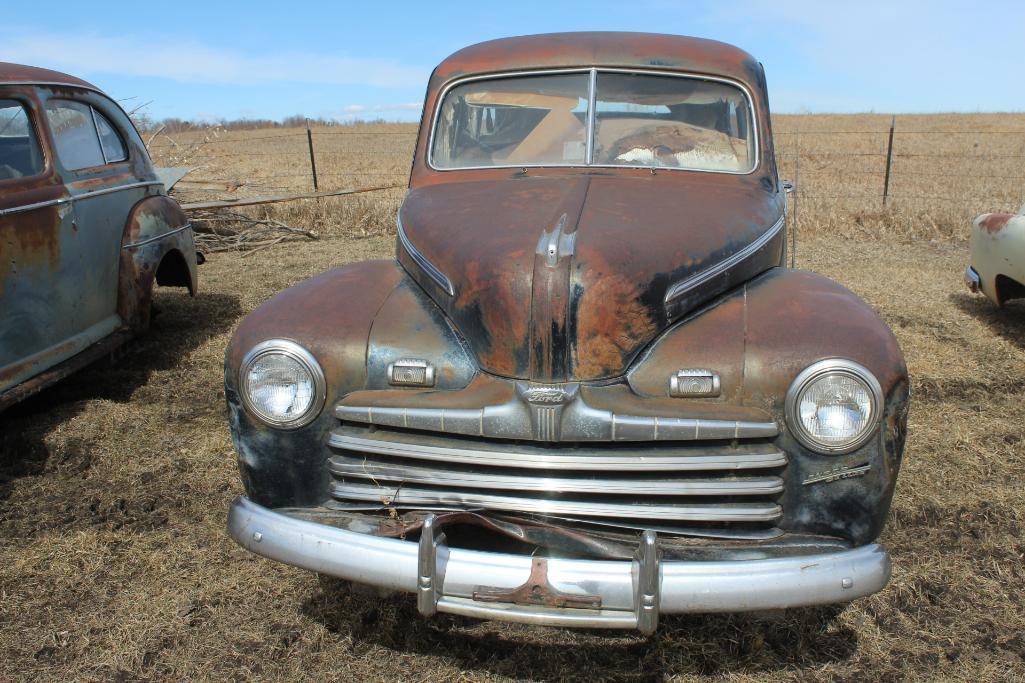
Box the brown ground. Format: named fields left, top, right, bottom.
left=2, top=116, right=1025, bottom=681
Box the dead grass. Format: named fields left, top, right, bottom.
left=1, top=116, right=1025, bottom=681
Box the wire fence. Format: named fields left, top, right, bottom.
left=147, top=118, right=1025, bottom=237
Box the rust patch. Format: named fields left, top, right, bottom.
left=0, top=200, right=64, bottom=299
left=473, top=557, right=602, bottom=609
left=572, top=271, right=657, bottom=378
left=1, top=206, right=61, bottom=267
left=980, top=213, right=1012, bottom=235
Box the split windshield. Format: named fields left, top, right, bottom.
left=430, top=71, right=756, bottom=173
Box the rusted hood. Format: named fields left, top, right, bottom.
left=397, top=172, right=784, bottom=381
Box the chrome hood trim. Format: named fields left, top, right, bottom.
left=397, top=214, right=454, bottom=296
left=664, top=211, right=786, bottom=314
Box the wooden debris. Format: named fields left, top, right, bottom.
left=191, top=209, right=319, bottom=254
left=178, top=184, right=401, bottom=211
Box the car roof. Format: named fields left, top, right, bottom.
left=432, top=32, right=761, bottom=87
left=0, top=62, right=99, bottom=91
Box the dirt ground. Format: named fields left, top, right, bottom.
left=1, top=226, right=1024, bottom=681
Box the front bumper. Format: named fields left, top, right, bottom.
left=227, top=496, right=891, bottom=634
left=965, top=265, right=981, bottom=293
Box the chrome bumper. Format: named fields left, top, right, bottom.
left=227, top=496, right=891, bottom=634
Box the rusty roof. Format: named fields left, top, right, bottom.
left=0, top=62, right=98, bottom=90
left=432, top=32, right=761, bottom=86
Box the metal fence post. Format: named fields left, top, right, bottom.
left=882, top=115, right=895, bottom=206
left=306, top=118, right=319, bottom=192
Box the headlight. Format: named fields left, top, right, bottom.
left=785, top=359, right=883, bottom=454
left=239, top=340, right=326, bottom=429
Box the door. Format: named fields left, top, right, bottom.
left=42, top=98, right=132, bottom=345
left=0, top=92, right=81, bottom=393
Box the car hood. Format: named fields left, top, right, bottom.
left=397, top=172, right=785, bottom=381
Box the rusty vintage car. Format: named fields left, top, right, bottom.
left=225, top=33, right=909, bottom=633
left=0, top=64, right=198, bottom=410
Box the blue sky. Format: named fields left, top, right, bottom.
left=2, top=1, right=1022, bottom=122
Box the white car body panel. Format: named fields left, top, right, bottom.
left=968, top=210, right=1025, bottom=305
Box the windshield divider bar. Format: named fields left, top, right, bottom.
left=585, top=68, right=597, bottom=165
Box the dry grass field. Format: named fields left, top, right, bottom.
left=1, top=114, right=1025, bottom=681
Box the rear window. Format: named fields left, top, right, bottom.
left=0, top=100, right=44, bottom=181
left=94, top=109, right=127, bottom=163
left=45, top=99, right=129, bottom=171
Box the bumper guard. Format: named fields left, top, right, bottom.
left=965, top=265, right=981, bottom=293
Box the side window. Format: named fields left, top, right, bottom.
left=0, top=100, right=44, bottom=181
left=45, top=100, right=105, bottom=170
left=44, top=99, right=130, bottom=171
left=93, top=109, right=127, bottom=163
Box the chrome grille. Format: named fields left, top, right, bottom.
left=326, top=425, right=785, bottom=527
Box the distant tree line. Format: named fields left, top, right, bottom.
left=132, top=114, right=403, bottom=132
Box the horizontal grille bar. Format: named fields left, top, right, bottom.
left=328, top=481, right=783, bottom=522
left=328, top=430, right=786, bottom=472
left=335, top=403, right=777, bottom=442
left=328, top=454, right=783, bottom=496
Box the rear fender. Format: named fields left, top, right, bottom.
left=119, top=195, right=197, bottom=329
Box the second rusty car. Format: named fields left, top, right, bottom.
left=0, top=63, right=198, bottom=410
left=225, top=33, right=909, bottom=633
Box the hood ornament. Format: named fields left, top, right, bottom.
left=536, top=213, right=577, bottom=267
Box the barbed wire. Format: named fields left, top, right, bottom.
left=798, top=193, right=1019, bottom=203
left=777, top=130, right=1025, bottom=135
left=153, top=124, right=1024, bottom=218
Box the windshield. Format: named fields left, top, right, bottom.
left=430, top=70, right=756, bottom=173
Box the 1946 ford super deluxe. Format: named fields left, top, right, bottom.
left=224, top=33, right=909, bottom=633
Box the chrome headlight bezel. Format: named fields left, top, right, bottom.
left=785, top=359, right=883, bottom=454
left=239, top=339, right=326, bottom=430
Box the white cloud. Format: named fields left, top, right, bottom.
left=389, top=102, right=424, bottom=111
left=0, top=29, right=427, bottom=88
left=317, top=101, right=424, bottom=122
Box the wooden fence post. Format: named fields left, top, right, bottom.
left=882, top=115, right=895, bottom=206
left=792, top=131, right=800, bottom=268
left=306, top=118, right=319, bottom=192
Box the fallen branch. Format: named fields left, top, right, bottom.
left=191, top=209, right=319, bottom=254
left=179, top=183, right=401, bottom=211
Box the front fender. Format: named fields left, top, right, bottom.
left=225, top=259, right=405, bottom=507
left=629, top=268, right=909, bottom=545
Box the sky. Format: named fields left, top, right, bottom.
left=1, top=0, right=1023, bottom=123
